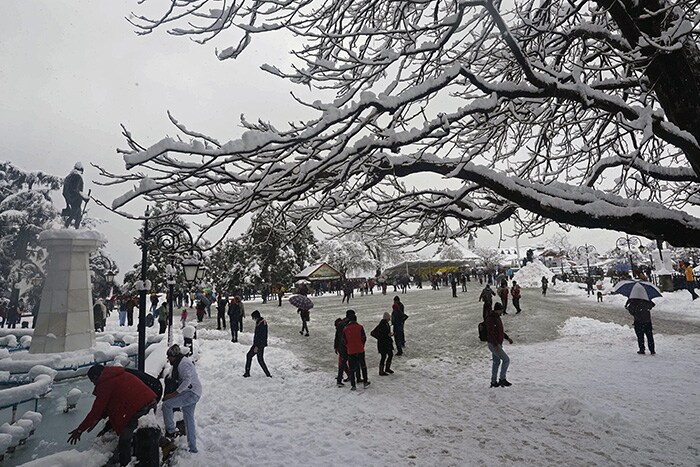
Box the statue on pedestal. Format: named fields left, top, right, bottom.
left=62, top=162, right=89, bottom=229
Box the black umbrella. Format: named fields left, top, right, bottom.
left=289, top=294, right=314, bottom=310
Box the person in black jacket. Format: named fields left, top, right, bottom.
left=334, top=317, right=350, bottom=386
left=216, top=294, right=228, bottom=330
left=227, top=298, right=241, bottom=342
left=626, top=298, right=655, bottom=355
left=371, top=312, right=394, bottom=376
left=243, top=310, right=272, bottom=377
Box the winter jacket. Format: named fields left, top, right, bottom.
left=77, top=366, right=156, bottom=435
left=158, top=304, right=168, bottom=323
left=372, top=319, right=393, bottom=354
left=391, top=303, right=407, bottom=330
left=625, top=298, right=654, bottom=324
left=484, top=312, right=510, bottom=346
left=511, top=285, right=521, bottom=299
left=685, top=265, right=695, bottom=282
left=253, top=317, right=269, bottom=348
left=343, top=321, right=367, bottom=355
left=62, top=170, right=84, bottom=202
left=173, top=355, right=202, bottom=397
left=497, top=286, right=509, bottom=300
left=228, top=302, right=241, bottom=321
left=479, top=287, right=495, bottom=305
left=334, top=319, right=348, bottom=356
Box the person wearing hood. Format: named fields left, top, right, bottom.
left=371, top=312, right=394, bottom=376
left=68, top=364, right=157, bottom=466
left=162, top=344, right=202, bottom=453
left=62, top=162, right=89, bottom=229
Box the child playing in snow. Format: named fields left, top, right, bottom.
left=180, top=309, right=188, bottom=328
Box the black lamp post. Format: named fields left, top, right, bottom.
left=576, top=244, right=596, bottom=279
left=616, top=235, right=642, bottom=279
left=136, top=208, right=200, bottom=371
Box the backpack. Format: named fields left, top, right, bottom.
left=126, top=368, right=163, bottom=404
left=478, top=321, right=488, bottom=342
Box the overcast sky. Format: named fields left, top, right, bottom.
left=0, top=1, right=627, bottom=280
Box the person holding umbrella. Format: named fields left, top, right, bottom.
left=622, top=286, right=657, bottom=355
left=613, top=280, right=661, bottom=355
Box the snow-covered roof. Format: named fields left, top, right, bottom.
left=295, top=262, right=342, bottom=281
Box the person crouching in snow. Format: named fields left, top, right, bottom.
left=68, top=364, right=157, bottom=466
left=485, top=302, right=514, bottom=388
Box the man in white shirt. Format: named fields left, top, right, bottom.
left=162, top=344, right=202, bottom=453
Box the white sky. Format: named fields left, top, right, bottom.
left=6, top=266, right=700, bottom=466
left=0, top=1, right=630, bottom=279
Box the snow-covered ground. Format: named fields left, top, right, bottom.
left=12, top=268, right=700, bottom=466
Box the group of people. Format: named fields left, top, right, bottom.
left=68, top=344, right=202, bottom=466
left=479, top=280, right=523, bottom=316
left=332, top=296, right=409, bottom=390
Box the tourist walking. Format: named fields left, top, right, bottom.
left=391, top=296, right=408, bottom=356
left=371, top=312, right=394, bottom=376
left=511, top=281, right=522, bottom=314
left=683, top=261, right=698, bottom=300
left=484, top=302, right=513, bottom=388
left=343, top=309, right=370, bottom=390
left=243, top=310, right=272, bottom=377
left=158, top=302, right=168, bottom=334
left=93, top=299, right=106, bottom=332
left=479, top=284, right=496, bottom=319
left=298, top=308, right=310, bottom=336
left=227, top=297, right=241, bottom=342
left=162, top=344, right=202, bottom=453
left=626, top=298, right=656, bottom=355
left=497, top=280, right=509, bottom=314
left=216, top=294, right=228, bottom=330
left=541, top=276, right=549, bottom=296
left=334, top=317, right=351, bottom=386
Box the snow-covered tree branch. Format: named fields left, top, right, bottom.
left=104, top=0, right=700, bottom=247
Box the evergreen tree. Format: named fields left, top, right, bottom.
left=0, top=161, right=61, bottom=305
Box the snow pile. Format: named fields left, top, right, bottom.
left=512, top=260, right=553, bottom=287
left=559, top=316, right=630, bottom=339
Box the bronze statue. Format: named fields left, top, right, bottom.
left=62, top=162, right=88, bottom=229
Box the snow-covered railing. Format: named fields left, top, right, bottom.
left=0, top=410, right=43, bottom=459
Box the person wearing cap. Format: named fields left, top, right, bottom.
left=162, top=344, right=202, bottom=453
left=370, top=311, right=394, bottom=376
left=62, top=162, right=89, bottom=229
left=67, top=364, right=157, bottom=466
left=484, top=302, right=514, bottom=388
left=243, top=310, right=272, bottom=377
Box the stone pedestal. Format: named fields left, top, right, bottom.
left=30, top=229, right=104, bottom=354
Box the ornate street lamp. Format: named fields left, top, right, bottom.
left=616, top=235, right=642, bottom=279
left=136, top=207, right=200, bottom=371
left=91, top=253, right=118, bottom=293
left=576, top=244, right=597, bottom=279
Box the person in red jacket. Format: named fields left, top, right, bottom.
left=511, top=280, right=522, bottom=314
left=342, top=309, right=370, bottom=390
left=484, top=302, right=514, bottom=388
left=68, top=365, right=157, bottom=466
